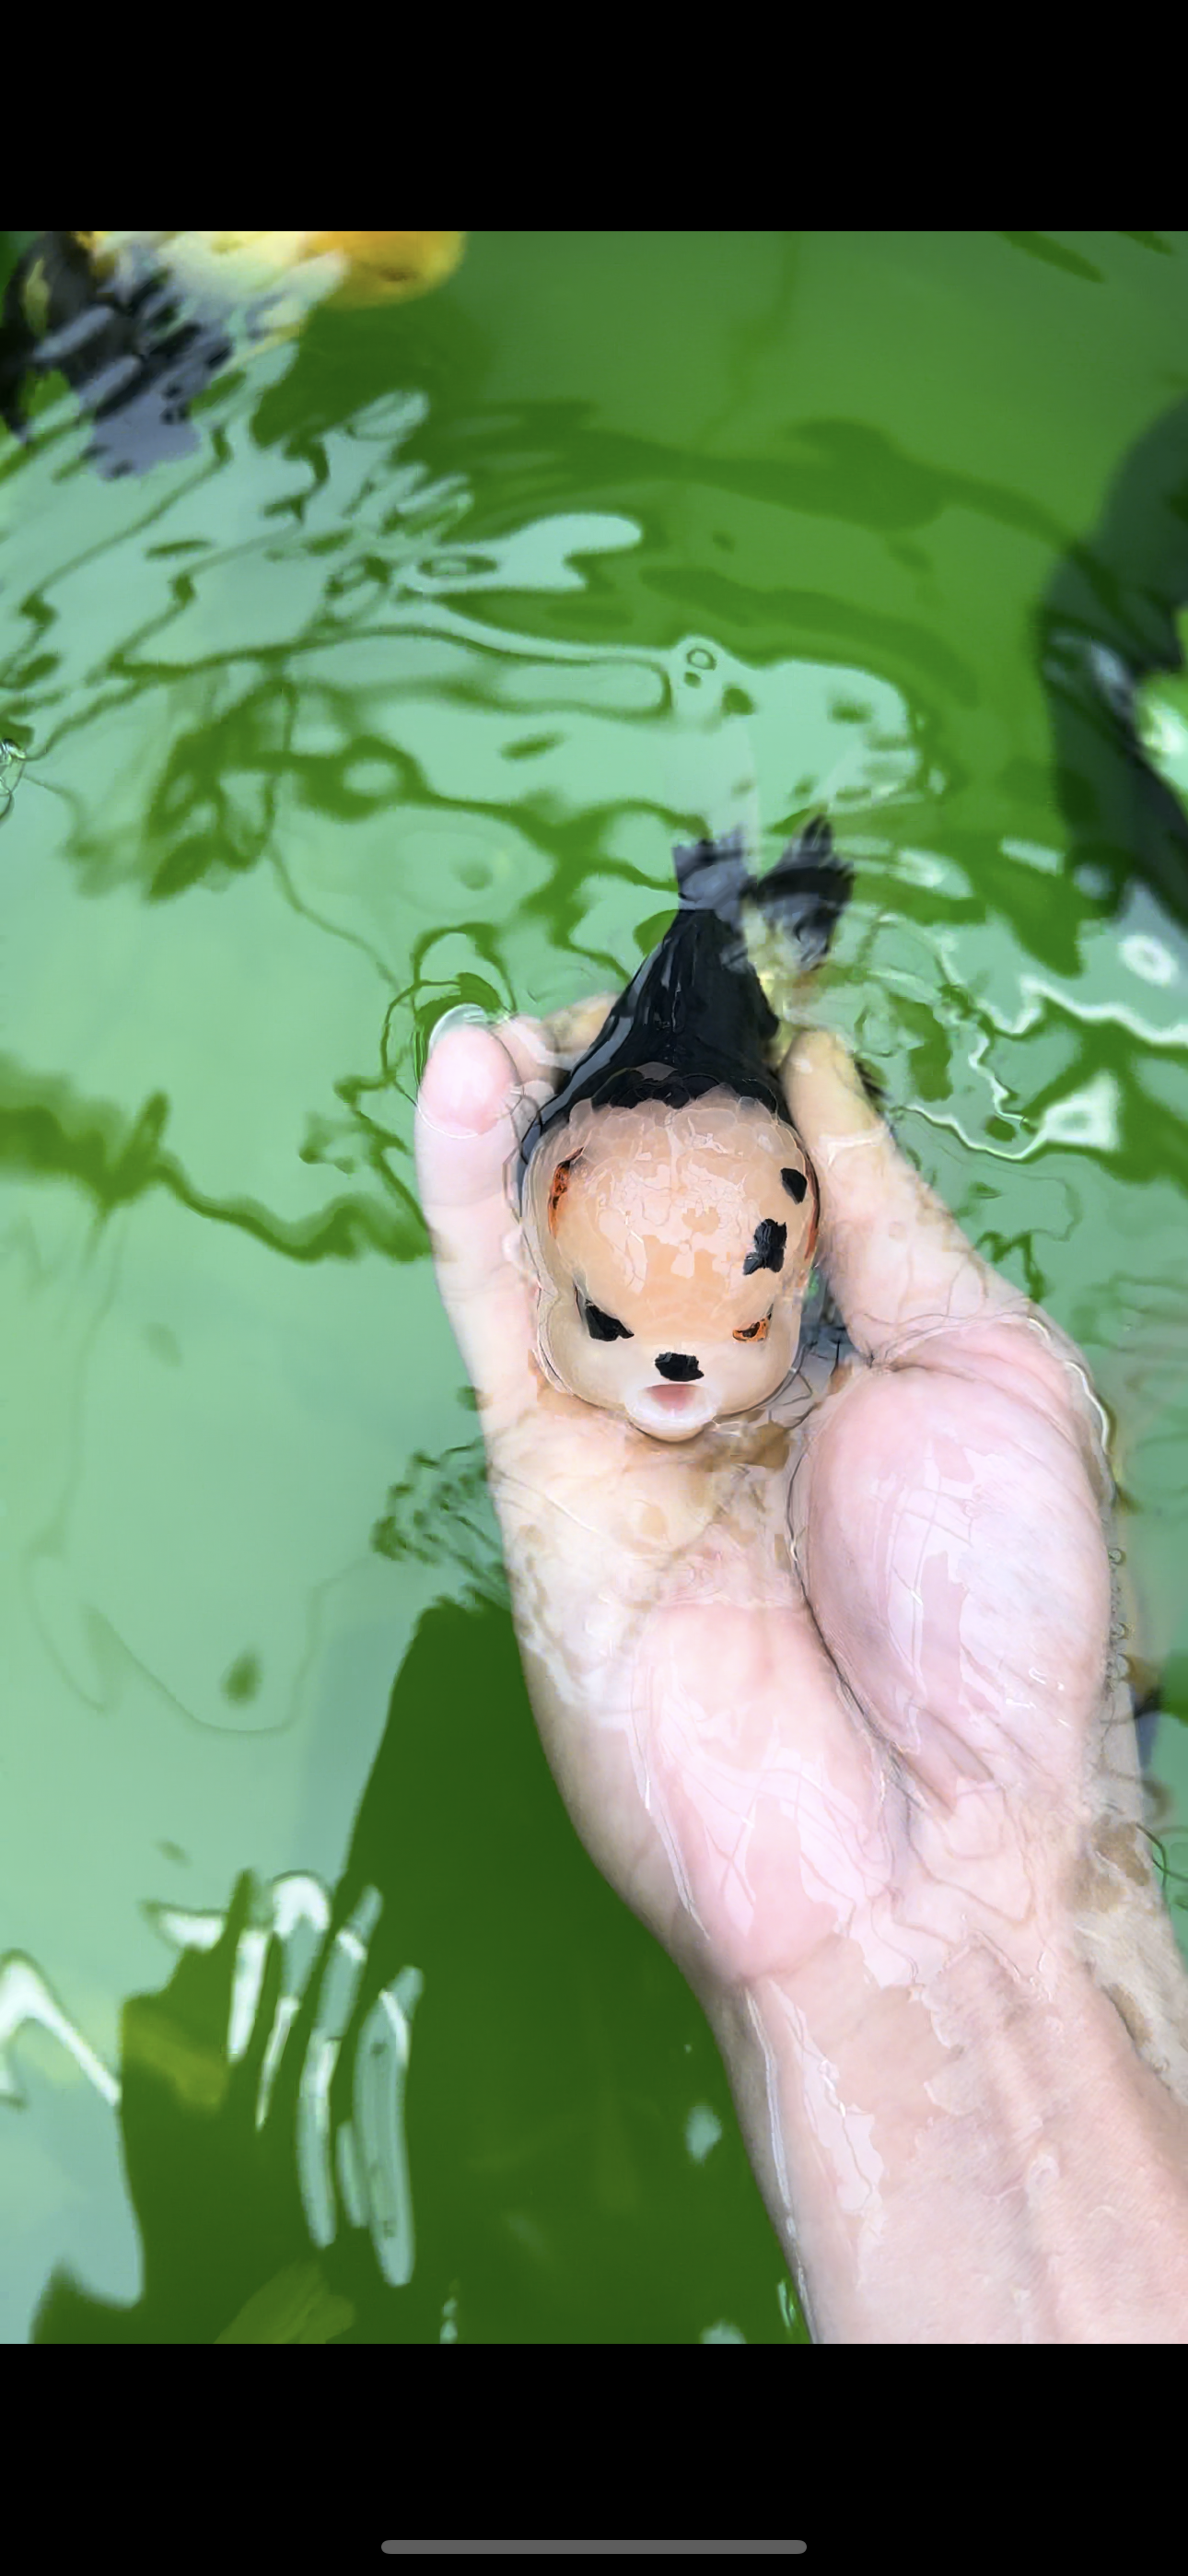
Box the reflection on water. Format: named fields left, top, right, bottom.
left=25, top=1602, right=783, bottom=2345
left=25, top=1862, right=417, bottom=2342
left=3, top=230, right=1188, bottom=2341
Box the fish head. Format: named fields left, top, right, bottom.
left=523, top=1088, right=818, bottom=1441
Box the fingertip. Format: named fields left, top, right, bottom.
left=417, top=1023, right=521, bottom=1140
left=784, top=1026, right=847, bottom=1083
left=782, top=1028, right=879, bottom=1142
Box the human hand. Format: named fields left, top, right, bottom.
left=414, top=1008, right=1148, bottom=2028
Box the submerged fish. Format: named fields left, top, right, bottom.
left=515, top=820, right=853, bottom=1443
left=0, top=228, right=463, bottom=477
left=1040, top=391, right=1188, bottom=1772
left=1041, top=388, right=1188, bottom=942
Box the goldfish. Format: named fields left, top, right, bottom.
left=515, top=821, right=853, bottom=1443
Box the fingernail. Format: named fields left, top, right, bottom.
left=426, top=1002, right=491, bottom=1058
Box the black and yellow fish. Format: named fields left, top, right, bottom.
left=0, top=229, right=463, bottom=477
left=515, top=822, right=854, bottom=1442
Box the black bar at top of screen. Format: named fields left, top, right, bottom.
left=379, top=2547, right=808, bottom=2558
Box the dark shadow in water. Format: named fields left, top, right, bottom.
left=32, top=1598, right=795, bottom=2345
left=1039, top=393, right=1188, bottom=933
left=31, top=1868, right=313, bottom=2345
left=1040, top=394, right=1188, bottom=1761
left=30, top=1593, right=1165, bottom=2345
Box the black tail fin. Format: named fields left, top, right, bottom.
left=672, top=816, right=852, bottom=970
left=751, top=815, right=853, bottom=971
left=515, top=814, right=853, bottom=1201
left=671, top=826, right=751, bottom=925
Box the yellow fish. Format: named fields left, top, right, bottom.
left=75, top=228, right=463, bottom=306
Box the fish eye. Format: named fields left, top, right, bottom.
left=577, top=1287, right=633, bottom=1342
left=733, top=1307, right=774, bottom=1343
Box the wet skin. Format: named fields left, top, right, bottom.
left=416, top=1005, right=1188, bottom=2339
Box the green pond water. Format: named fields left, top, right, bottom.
left=4, top=228, right=1188, bottom=2347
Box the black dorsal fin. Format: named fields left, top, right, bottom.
left=515, top=821, right=852, bottom=1203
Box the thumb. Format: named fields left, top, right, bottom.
left=414, top=1020, right=541, bottom=1417
left=784, top=1029, right=1014, bottom=1358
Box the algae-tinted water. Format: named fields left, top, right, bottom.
left=3, top=230, right=1188, bottom=2346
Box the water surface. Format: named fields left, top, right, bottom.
left=3, top=229, right=1188, bottom=2345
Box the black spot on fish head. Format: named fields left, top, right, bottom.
left=782, top=1166, right=808, bottom=1203
left=743, top=1218, right=786, bottom=1276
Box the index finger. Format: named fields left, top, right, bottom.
left=784, top=1030, right=1020, bottom=1362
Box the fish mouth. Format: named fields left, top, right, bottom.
left=627, top=1382, right=716, bottom=1439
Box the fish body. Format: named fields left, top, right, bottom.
left=1041, top=389, right=1188, bottom=942
left=80, top=230, right=464, bottom=308
left=0, top=230, right=213, bottom=474
left=0, top=229, right=462, bottom=477
left=517, top=821, right=852, bottom=1442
